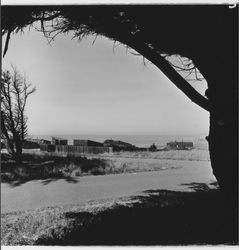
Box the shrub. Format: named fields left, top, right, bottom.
left=1, top=153, right=109, bottom=181
left=149, top=143, right=157, bottom=152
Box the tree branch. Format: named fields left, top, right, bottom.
left=3, top=29, right=12, bottom=58
left=142, top=45, right=210, bottom=111
left=114, top=36, right=210, bottom=111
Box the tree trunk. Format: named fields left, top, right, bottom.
left=5, top=138, right=15, bottom=157
left=208, top=108, right=238, bottom=243
left=208, top=116, right=238, bottom=203
left=201, top=60, right=238, bottom=242
left=195, top=55, right=237, bottom=196
left=14, top=139, right=23, bottom=164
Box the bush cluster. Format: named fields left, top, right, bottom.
left=1, top=153, right=109, bottom=182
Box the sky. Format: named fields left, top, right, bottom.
left=2, top=24, right=209, bottom=136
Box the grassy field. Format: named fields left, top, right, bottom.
left=2, top=146, right=223, bottom=246
left=100, top=148, right=210, bottom=161
left=1, top=197, right=120, bottom=245
left=1, top=146, right=210, bottom=184
left=27, top=143, right=210, bottom=161
left=2, top=183, right=237, bottom=246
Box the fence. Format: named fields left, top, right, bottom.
left=40, top=144, right=112, bottom=154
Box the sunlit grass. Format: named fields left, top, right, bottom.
left=1, top=198, right=117, bottom=245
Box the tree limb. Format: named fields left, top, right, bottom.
left=3, top=29, right=12, bottom=58
left=114, top=36, right=210, bottom=111
left=141, top=45, right=210, bottom=111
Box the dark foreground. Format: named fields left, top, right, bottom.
left=37, top=189, right=238, bottom=245
left=2, top=183, right=238, bottom=246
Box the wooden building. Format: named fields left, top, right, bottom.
left=51, top=137, right=68, bottom=145
left=103, top=139, right=137, bottom=151
left=166, top=141, right=193, bottom=150
left=28, top=138, right=51, bottom=145
left=40, top=144, right=112, bottom=154
left=23, top=140, right=40, bottom=149
left=73, top=139, right=103, bottom=147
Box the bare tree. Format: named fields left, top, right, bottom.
left=1, top=67, right=36, bottom=163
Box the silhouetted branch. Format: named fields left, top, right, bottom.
left=115, top=37, right=210, bottom=111
left=3, top=29, right=12, bottom=57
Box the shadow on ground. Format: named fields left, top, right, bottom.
left=1, top=153, right=110, bottom=187
left=2, top=173, right=79, bottom=187
left=35, top=182, right=238, bottom=246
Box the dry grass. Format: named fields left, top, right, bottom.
left=105, top=158, right=181, bottom=174
left=1, top=146, right=210, bottom=184
left=20, top=144, right=210, bottom=162
left=1, top=207, right=65, bottom=245
left=1, top=198, right=121, bottom=246
left=2, top=186, right=237, bottom=246
left=100, top=148, right=210, bottom=162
